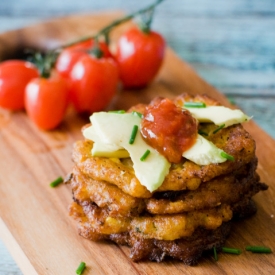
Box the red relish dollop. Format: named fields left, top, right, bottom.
left=141, top=98, right=198, bottom=163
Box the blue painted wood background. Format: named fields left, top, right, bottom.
left=0, top=1, right=274, bottom=274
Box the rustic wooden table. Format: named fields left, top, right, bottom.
left=0, top=1, right=274, bottom=274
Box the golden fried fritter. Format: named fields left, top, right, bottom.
left=195, top=123, right=256, bottom=182
left=69, top=196, right=259, bottom=264
left=70, top=200, right=232, bottom=241
left=144, top=222, right=231, bottom=264
left=70, top=158, right=263, bottom=217
left=130, top=204, right=232, bottom=240
left=71, top=167, right=145, bottom=217
left=108, top=221, right=232, bottom=264
left=69, top=202, right=106, bottom=241
left=73, top=121, right=256, bottom=197
left=72, top=140, right=152, bottom=198
left=146, top=159, right=261, bottom=214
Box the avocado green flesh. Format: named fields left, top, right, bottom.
left=91, top=142, right=130, bottom=158
left=184, top=106, right=251, bottom=127
left=85, top=112, right=171, bottom=192
left=182, top=134, right=227, bottom=165
left=83, top=126, right=125, bottom=154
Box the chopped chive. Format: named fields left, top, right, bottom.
left=132, top=111, right=143, bottom=118
left=227, top=96, right=236, bottom=105
left=108, top=110, right=126, bottom=114
left=245, top=246, right=272, bottom=253
left=222, top=247, right=242, bottom=255
left=198, top=130, right=208, bottom=136
left=184, top=102, right=206, bottom=108
left=221, top=151, right=235, bottom=161
left=213, top=124, right=225, bottom=134
left=213, top=247, right=218, bottom=261
left=76, top=261, right=86, bottom=275
left=49, top=176, right=63, bottom=188
left=140, top=149, right=150, bottom=161
left=129, top=125, right=138, bottom=144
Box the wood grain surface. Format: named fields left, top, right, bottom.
left=0, top=10, right=275, bottom=275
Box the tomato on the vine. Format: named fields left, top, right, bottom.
left=55, top=39, right=112, bottom=79
left=69, top=53, right=119, bottom=114
left=25, top=74, right=69, bottom=130
left=0, top=60, right=39, bottom=110
left=115, top=27, right=166, bottom=89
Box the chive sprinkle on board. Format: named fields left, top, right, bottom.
left=213, top=247, right=218, bottom=261
left=184, top=102, right=206, bottom=108
left=222, top=247, right=242, bottom=255
left=245, top=246, right=272, bottom=253
left=49, top=176, right=63, bottom=188
left=76, top=261, right=86, bottom=275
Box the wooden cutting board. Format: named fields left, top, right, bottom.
left=0, top=11, right=274, bottom=275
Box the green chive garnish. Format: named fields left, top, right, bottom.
left=245, top=246, right=272, bottom=253
left=184, top=102, right=206, bottom=108
left=76, top=261, right=86, bottom=275
left=49, top=176, right=63, bottom=188
left=140, top=150, right=150, bottom=161
left=222, top=247, right=242, bottom=255
left=198, top=130, right=208, bottom=136
left=213, top=247, right=218, bottom=261
left=129, top=125, right=138, bottom=144
left=108, top=110, right=126, bottom=114
left=132, top=111, right=143, bottom=118
left=221, top=151, right=235, bottom=161
left=213, top=124, right=225, bottom=134
left=227, top=96, right=236, bottom=105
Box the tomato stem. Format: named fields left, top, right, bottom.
left=29, top=51, right=57, bottom=78
left=138, top=8, right=155, bottom=34
left=89, top=46, right=104, bottom=59
left=32, top=0, right=165, bottom=74
left=58, top=0, right=165, bottom=49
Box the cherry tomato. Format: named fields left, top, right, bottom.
left=115, top=27, right=166, bottom=89
left=69, top=54, right=119, bottom=114
left=25, top=75, right=69, bottom=130
left=55, top=39, right=112, bottom=79
left=0, top=60, right=39, bottom=110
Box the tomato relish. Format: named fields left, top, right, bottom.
left=140, top=98, right=198, bottom=163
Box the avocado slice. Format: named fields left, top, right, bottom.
left=183, top=106, right=251, bottom=127
left=183, top=134, right=227, bottom=165
left=85, top=112, right=171, bottom=192
left=83, top=125, right=129, bottom=158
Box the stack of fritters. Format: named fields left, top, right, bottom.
left=67, top=94, right=268, bottom=265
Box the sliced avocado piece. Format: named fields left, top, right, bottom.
left=183, top=106, right=251, bottom=127
left=88, top=112, right=171, bottom=192
left=183, top=134, right=227, bottom=165
left=92, top=142, right=130, bottom=158
left=83, top=125, right=129, bottom=157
